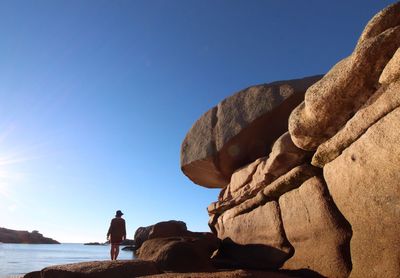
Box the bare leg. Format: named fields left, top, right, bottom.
left=110, top=244, right=115, bottom=260
left=114, top=244, right=120, bottom=260
left=111, top=244, right=120, bottom=260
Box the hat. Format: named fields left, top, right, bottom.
left=116, top=210, right=124, bottom=217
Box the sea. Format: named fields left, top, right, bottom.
left=0, top=243, right=135, bottom=278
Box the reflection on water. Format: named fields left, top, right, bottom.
left=0, top=243, right=135, bottom=277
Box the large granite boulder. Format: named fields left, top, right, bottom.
left=137, top=233, right=219, bottom=273
left=30, top=260, right=161, bottom=278
left=289, top=2, right=400, bottom=151
left=181, top=75, right=322, bottom=188
left=279, top=176, right=352, bottom=278
left=324, top=106, right=400, bottom=278
left=134, top=220, right=187, bottom=249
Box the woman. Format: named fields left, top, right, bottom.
left=107, top=210, right=126, bottom=260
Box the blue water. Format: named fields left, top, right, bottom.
left=0, top=243, right=135, bottom=278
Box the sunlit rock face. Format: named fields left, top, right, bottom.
left=324, top=106, right=400, bottom=278
left=288, top=2, right=400, bottom=151
left=180, top=75, right=322, bottom=188
left=180, top=2, right=400, bottom=277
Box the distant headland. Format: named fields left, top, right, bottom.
left=0, top=227, right=59, bottom=244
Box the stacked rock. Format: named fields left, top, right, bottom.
left=180, top=2, right=400, bottom=277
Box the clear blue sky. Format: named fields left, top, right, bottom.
left=0, top=0, right=395, bottom=243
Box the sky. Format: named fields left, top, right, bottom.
left=0, top=0, right=396, bottom=243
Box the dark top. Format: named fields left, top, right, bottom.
left=107, top=217, right=126, bottom=241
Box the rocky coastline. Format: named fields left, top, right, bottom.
left=24, top=2, right=400, bottom=277
left=0, top=227, right=59, bottom=244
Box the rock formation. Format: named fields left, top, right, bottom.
left=288, top=2, right=400, bottom=151
left=179, top=2, right=400, bottom=277
left=134, top=220, right=220, bottom=273
left=25, top=260, right=161, bottom=278
left=24, top=2, right=400, bottom=278
left=0, top=228, right=59, bottom=244
left=134, top=220, right=188, bottom=249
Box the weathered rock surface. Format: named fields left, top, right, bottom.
left=289, top=2, right=400, bottom=150
left=209, top=163, right=320, bottom=219
left=0, top=228, right=59, bottom=244
left=218, top=132, right=311, bottom=204
left=324, top=107, right=400, bottom=278
left=356, top=2, right=400, bottom=47
left=134, top=220, right=187, bottom=249
left=181, top=75, right=322, bottom=188
left=312, top=80, right=400, bottom=167
left=137, top=235, right=219, bottom=273
left=279, top=176, right=352, bottom=278
left=142, top=269, right=302, bottom=278
left=28, top=260, right=161, bottom=278
left=379, top=47, right=400, bottom=84
left=207, top=131, right=320, bottom=270
left=212, top=200, right=293, bottom=269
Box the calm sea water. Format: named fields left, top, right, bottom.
left=0, top=243, right=135, bottom=278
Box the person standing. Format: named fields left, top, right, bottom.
left=107, top=210, right=126, bottom=260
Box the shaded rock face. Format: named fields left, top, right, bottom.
left=181, top=75, right=322, bottom=188
left=289, top=2, right=400, bottom=151
left=379, top=47, right=400, bottom=84
left=279, top=176, right=352, bottom=278
left=217, top=132, right=311, bottom=206
left=134, top=220, right=220, bottom=273
left=144, top=269, right=302, bottom=278
left=137, top=234, right=219, bottom=273
left=207, top=133, right=322, bottom=269
left=324, top=107, right=400, bottom=278
left=212, top=200, right=293, bottom=269
left=134, top=220, right=187, bottom=249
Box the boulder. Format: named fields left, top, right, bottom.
left=379, top=47, right=400, bottom=84
left=289, top=2, right=400, bottom=150
left=134, top=220, right=187, bottom=249
left=312, top=80, right=400, bottom=167
left=324, top=106, right=400, bottom=277
left=137, top=234, right=219, bottom=273
left=37, top=260, right=161, bottom=278
left=279, top=176, right=352, bottom=278
left=181, top=75, right=322, bottom=188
